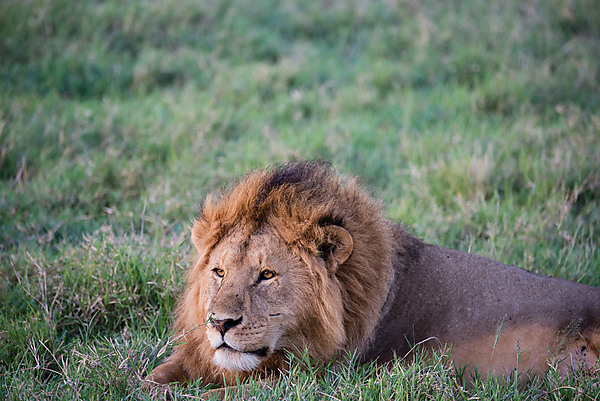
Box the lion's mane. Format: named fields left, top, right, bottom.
left=167, top=162, right=420, bottom=384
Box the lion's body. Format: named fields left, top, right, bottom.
left=146, top=162, right=600, bottom=387
left=369, top=225, right=600, bottom=378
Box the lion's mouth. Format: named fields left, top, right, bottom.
left=217, top=343, right=269, bottom=357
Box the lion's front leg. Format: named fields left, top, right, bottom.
left=144, top=355, right=188, bottom=386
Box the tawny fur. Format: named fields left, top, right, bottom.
left=145, top=162, right=600, bottom=388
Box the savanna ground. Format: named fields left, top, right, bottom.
left=1, top=0, right=600, bottom=399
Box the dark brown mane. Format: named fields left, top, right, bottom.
left=258, top=161, right=332, bottom=199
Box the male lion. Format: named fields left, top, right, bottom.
left=146, top=161, right=600, bottom=389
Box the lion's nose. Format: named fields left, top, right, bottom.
left=211, top=316, right=242, bottom=336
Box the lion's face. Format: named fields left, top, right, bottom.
left=200, top=227, right=321, bottom=372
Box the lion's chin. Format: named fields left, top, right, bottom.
left=212, top=346, right=264, bottom=372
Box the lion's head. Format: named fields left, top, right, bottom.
left=169, top=162, right=396, bottom=383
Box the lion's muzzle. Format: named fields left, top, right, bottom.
left=206, top=313, right=276, bottom=372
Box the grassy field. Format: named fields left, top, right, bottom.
left=1, top=0, right=599, bottom=399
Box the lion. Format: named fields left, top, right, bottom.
left=146, top=161, right=600, bottom=390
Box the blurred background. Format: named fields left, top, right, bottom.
left=2, top=0, right=599, bottom=255
left=1, top=0, right=599, bottom=397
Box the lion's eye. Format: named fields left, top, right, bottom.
left=259, top=270, right=275, bottom=281
left=213, top=268, right=225, bottom=278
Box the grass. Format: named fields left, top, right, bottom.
left=1, top=0, right=599, bottom=399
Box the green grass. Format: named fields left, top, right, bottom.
left=1, top=0, right=599, bottom=399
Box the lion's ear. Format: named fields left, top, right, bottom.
left=191, top=195, right=215, bottom=258
left=320, top=225, right=353, bottom=269
left=191, top=219, right=206, bottom=253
